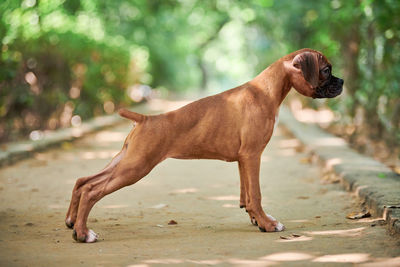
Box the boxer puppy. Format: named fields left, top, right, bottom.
left=65, top=48, right=343, bottom=242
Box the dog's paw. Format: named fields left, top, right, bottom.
left=257, top=214, right=285, bottom=232
left=85, top=229, right=98, bottom=243
left=258, top=222, right=285, bottom=232
left=72, top=229, right=98, bottom=243
left=267, top=214, right=285, bottom=232
left=65, top=217, right=74, bottom=229
left=274, top=221, right=285, bottom=232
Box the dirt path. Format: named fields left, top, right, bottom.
left=0, top=110, right=399, bottom=266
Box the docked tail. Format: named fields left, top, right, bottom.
left=118, top=108, right=145, bottom=123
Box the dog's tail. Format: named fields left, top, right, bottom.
left=118, top=108, right=146, bottom=123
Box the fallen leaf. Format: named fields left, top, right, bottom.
left=346, top=211, right=371, bottom=220
left=279, top=234, right=305, bottom=240
left=300, top=157, right=312, bottom=164
left=321, top=173, right=341, bottom=184
left=156, top=224, right=164, bottom=228
left=297, top=196, right=309, bottom=200
left=315, top=216, right=321, bottom=218
left=168, top=220, right=178, bottom=225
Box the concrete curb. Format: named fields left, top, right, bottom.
left=279, top=106, right=400, bottom=235
left=0, top=113, right=124, bottom=167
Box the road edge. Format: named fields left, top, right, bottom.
left=0, top=113, right=125, bottom=167
left=279, top=106, right=400, bottom=236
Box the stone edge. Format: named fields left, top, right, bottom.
left=279, top=106, right=400, bottom=235
left=0, top=113, right=126, bottom=167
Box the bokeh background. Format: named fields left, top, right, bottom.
left=0, top=0, right=399, bottom=164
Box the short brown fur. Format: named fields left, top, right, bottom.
left=65, top=48, right=343, bottom=242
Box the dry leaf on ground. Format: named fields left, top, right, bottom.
left=346, top=211, right=371, bottom=220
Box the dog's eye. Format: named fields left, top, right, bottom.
left=322, top=68, right=330, bottom=75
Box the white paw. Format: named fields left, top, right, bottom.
left=267, top=214, right=285, bottom=232
left=275, top=221, right=285, bottom=232
left=85, top=229, right=98, bottom=243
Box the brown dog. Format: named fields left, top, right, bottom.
left=65, top=48, right=343, bottom=242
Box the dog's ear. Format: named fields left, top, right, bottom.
left=292, top=52, right=319, bottom=88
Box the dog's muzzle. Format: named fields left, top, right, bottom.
left=313, top=76, right=344, bottom=98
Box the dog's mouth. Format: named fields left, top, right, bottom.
left=313, top=76, right=344, bottom=99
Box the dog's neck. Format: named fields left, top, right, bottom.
left=248, top=60, right=292, bottom=111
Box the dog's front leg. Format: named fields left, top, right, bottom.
left=238, top=163, right=247, bottom=209
left=239, top=154, right=284, bottom=232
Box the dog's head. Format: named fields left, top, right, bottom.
left=285, top=50, right=343, bottom=98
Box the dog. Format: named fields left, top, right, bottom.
left=65, top=48, right=343, bottom=242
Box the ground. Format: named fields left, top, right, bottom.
left=0, top=110, right=399, bottom=266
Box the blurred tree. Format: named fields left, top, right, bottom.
left=0, top=0, right=399, bottom=149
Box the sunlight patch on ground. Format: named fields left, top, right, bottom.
left=222, top=203, right=237, bottom=208
left=207, top=195, right=240, bottom=201
left=149, top=203, right=168, bottom=209
left=313, top=253, right=370, bottom=263
left=287, top=219, right=310, bottom=223
left=100, top=204, right=129, bottom=209
left=129, top=254, right=399, bottom=266
left=228, top=258, right=276, bottom=266
left=187, top=259, right=223, bottom=265
left=260, top=252, right=314, bottom=261
left=349, top=217, right=385, bottom=224
left=360, top=256, right=400, bottom=267
left=48, top=204, right=64, bottom=209
left=143, top=259, right=185, bottom=264
left=304, top=226, right=366, bottom=237
left=171, top=188, right=198, bottom=194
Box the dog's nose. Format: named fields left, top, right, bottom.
left=339, top=78, right=344, bottom=86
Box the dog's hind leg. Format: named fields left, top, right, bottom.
left=65, top=147, right=127, bottom=229
left=72, top=145, right=164, bottom=243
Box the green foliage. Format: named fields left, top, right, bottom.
left=0, top=0, right=141, bottom=140
left=0, top=0, right=399, bottom=146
